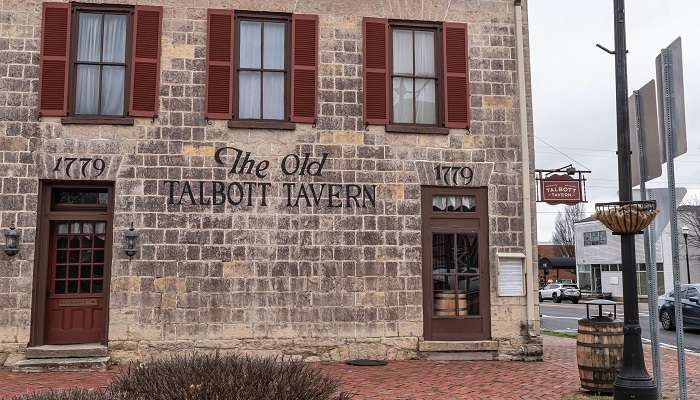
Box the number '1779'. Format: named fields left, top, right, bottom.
left=434, top=165, right=473, bottom=186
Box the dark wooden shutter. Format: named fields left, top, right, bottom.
left=362, top=18, right=389, bottom=125
left=291, top=14, right=318, bottom=123
left=205, top=9, right=234, bottom=120
left=129, top=5, right=162, bottom=117
left=442, top=22, right=469, bottom=129
left=38, top=2, right=71, bottom=117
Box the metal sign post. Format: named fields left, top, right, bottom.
left=631, top=88, right=662, bottom=397
left=659, top=43, right=687, bottom=400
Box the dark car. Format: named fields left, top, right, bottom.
left=658, top=284, right=700, bottom=330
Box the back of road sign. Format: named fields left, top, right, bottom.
left=655, top=37, right=687, bottom=162
left=629, top=79, right=662, bottom=187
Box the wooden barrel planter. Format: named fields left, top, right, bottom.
left=434, top=292, right=467, bottom=316
left=576, top=318, right=624, bottom=393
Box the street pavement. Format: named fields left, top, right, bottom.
left=540, top=300, right=700, bottom=353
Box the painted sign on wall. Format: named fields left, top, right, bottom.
left=163, top=147, right=377, bottom=208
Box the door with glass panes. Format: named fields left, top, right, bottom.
left=421, top=187, right=490, bottom=341
left=43, top=185, right=113, bottom=345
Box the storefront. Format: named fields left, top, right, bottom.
left=0, top=0, right=541, bottom=366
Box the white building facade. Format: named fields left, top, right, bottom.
left=574, top=217, right=666, bottom=299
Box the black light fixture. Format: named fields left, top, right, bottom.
left=3, top=224, right=19, bottom=257
left=124, top=223, right=138, bottom=258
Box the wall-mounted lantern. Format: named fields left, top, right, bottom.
left=3, top=224, right=19, bottom=257
left=124, top=223, right=138, bottom=258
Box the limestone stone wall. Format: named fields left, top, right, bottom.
left=0, top=0, right=541, bottom=361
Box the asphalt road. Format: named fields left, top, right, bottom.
left=540, top=301, right=700, bottom=354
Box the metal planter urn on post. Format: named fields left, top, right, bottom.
left=577, top=300, right=624, bottom=394
left=593, top=201, right=659, bottom=234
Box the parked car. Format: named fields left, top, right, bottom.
left=539, top=283, right=581, bottom=303
left=658, top=284, right=700, bottom=330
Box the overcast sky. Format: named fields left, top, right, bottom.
left=528, top=0, right=700, bottom=243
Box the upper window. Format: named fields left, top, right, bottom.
left=72, top=8, right=130, bottom=117
left=584, top=231, right=607, bottom=246
left=235, top=14, right=289, bottom=121
left=390, top=25, right=439, bottom=125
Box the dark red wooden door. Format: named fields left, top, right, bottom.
left=46, top=220, right=108, bottom=344
left=422, top=187, right=490, bottom=341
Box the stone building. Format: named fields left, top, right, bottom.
left=0, top=0, right=541, bottom=367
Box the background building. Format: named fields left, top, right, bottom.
left=537, top=243, right=575, bottom=286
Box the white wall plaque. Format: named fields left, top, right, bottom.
left=498, top=254, right=525, bottom=297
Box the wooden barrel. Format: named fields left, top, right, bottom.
left=434, top=292, right=467, bottom=316
left=576, top=319, right=624, bottom=393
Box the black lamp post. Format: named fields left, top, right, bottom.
left=683, top=226, right=691, bottom=284
left=610, top=0, right=657, bottom=398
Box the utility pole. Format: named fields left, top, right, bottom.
left=611, top=1, right=658, bottom=398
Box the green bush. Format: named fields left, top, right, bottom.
left=109, top=353, right=351, bottom=400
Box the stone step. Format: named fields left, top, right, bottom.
left=10, top=356, right=111, bottom=373
left=418, top=340, right=499, bottom=361
left=26, top=343, right=108, bottom=359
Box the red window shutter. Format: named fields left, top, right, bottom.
left=129, top=5, right=162, bottom=117
left=38, top=2, right=71, bottom=117
left=291, top=14, right=318, bottom=123
left=442, top=22, right=469, bottom=129
left=205, top=9, right=234, bottom=120
left=362, top=18, right=389, bottom=125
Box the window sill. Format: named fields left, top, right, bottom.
left=228, top=120, right=296, bottom=130
left=61, top=117, right=135, bottom=126
left=385, top=124, right=449, bottom=135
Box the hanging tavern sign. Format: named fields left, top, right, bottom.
left=535, top=165, right=589, bottom=205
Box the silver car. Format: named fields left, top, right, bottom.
left=539, top=283, right=581, bottom=303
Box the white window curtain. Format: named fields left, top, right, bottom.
left=262, top=72, right=284, bottom=119
left=75, top=13, right=126, bottom=116
left=239, top=71, right=261, bottom=118
left=392, top=30, right=413, bottom=74
left=76, top=13, right=101, bottom=114
left=77, top=13, right=101, bottom=62
left=240, top=21, right=261, bottom=68
left=101, top=66, right=125, bottom=115
left=414, top=31, right=434, bottom=76
left=103, top=15, right=126, bottom=62
left=263, top=22, right=284, bottom=69
left=392, top=77, right=413, bottom=123
left=75, top=65, right=100, bottom=115
left=392, top=29, right=437, bottom=124
left=239, top=20, right=286, bottom=120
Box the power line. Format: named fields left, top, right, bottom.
left=534, top=135, right=593, bottom=171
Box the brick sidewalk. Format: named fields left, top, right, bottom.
left=1, top=336, right=699, bottom=399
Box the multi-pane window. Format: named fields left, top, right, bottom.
left=53, top=222, right=106, bottom=295
left=73, top=10, right=129, bottom=116
left=391, top=27, right=438, bottom=125
left=583, top=230, right=607, bottom=246
left=236, top=17, right=288, bottom=120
